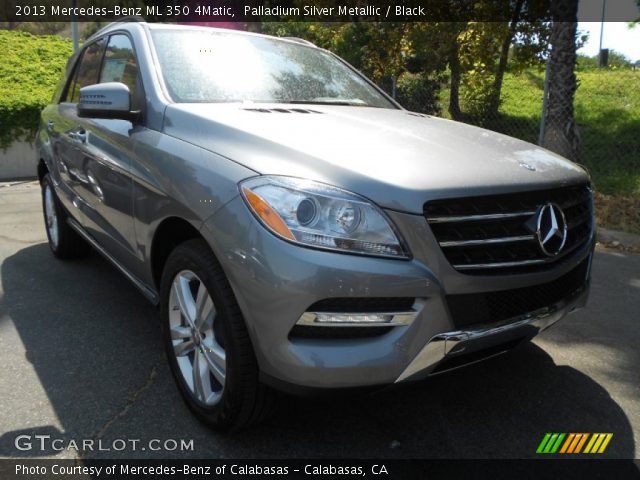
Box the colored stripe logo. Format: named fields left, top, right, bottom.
left=537, top=433, right=613, bottom=454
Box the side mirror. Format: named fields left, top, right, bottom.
left=78, top=82, right=139, bottom=121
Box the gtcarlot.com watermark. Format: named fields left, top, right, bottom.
left=14, top=434, right=194, bottom=453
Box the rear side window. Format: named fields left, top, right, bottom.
left=66, top=38, right=106, bottom=103
left=100, top=34, right=140, bottom=98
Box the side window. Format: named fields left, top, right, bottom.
left=67, top=38, right=106, bottom=103
left=66, top=39, right=105, bottom=103
left=100, top=34, right=140, bottom=100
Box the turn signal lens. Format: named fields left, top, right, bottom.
left=242, top=187, right=295, bottom=241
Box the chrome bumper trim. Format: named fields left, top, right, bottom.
left=395, top=286, right=589, bottom=382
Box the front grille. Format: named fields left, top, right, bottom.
left=424, top=183, right=593, bottom=275
left=446, top=257, right=589, bottom=328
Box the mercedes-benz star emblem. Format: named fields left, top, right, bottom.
left=536, top=203, right=568, bottom=257
left=519, top=162, right=536, bottom=171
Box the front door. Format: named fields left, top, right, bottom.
left=56, top=34, right=144, bottom=271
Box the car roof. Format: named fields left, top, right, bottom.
left=87, top=20, right=318, bottom=49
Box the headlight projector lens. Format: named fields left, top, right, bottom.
left=296, top=198, right=318, bottom=226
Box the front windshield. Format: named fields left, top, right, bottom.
left=150, top=28, right=396, bottom=108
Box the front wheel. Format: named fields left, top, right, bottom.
left=160, top=239, right=276, bottom=431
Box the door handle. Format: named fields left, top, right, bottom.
left=47, top=120, right=54, bottom=132
left=69, top=130, right=87, bottom=143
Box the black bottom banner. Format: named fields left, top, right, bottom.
left=0, top=459, right=639, bottom=480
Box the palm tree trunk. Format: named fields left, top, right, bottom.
left=448, top=41, right=464, bottom=121
left=542, top=1, right=580, bottom=161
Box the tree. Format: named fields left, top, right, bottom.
left=487, top=0, right=552, bottom=115
left=542, top=0, right=580, bottom=161
left=261, top=2, right=555, bottom=119
left=418, top=1, right=551, bottom=121
left=451, top=1, right=552, bottom=119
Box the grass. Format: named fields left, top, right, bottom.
left=0, top=30, right=73, bottom=149
left=439, top=69, right=640, bottom=199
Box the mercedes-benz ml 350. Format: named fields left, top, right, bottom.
left=37, top=21, right=595, bottom=430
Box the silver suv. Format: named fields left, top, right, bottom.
left=37, top=21, right=595, bottom=430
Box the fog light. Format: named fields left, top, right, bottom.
left=316, top=313, right=392, bottom=324
left=297, top=311, right=417, bottom=327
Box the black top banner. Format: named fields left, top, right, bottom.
left=3, top=0, right=640, bottom=23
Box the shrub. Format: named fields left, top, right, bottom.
left=0, top=30, right=73, bottom=149
left=395, top=72, right=443, bottom=115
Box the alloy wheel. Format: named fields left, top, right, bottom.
left=44, top=184, right=59, bottom=248
left=168, top=270, right=226, bottom=406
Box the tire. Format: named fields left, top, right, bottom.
left=160, top=239, right=277, bottom=431
left=41, top=173, right=90, bottom=259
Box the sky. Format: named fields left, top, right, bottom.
left=576, top=0, right=640, bottom=62
left=577, top=22, right=640, bottom=62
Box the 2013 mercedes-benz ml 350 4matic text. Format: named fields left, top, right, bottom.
left=37, top=20, right=595, bottom=430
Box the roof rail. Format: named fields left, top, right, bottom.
left=283, top=37, right=316, bottom=47
left=90, top=16, right=146, bottom=39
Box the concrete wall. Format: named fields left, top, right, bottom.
left=0, top=142, right=38, bottom=180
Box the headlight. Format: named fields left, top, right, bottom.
left=239, top=176, right=409, bottom=258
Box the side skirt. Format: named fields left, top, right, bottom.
left=67, top=218, right=159, bottom=305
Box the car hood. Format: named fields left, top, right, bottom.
left=163, top=104, right=589, bottom=214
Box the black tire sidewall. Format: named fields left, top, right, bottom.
left=41, top=173, right=90, bottom=259
left=160, top=240, right=249, bottom=430
left=41, top=174, right=64, bottom=256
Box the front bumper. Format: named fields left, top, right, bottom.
left=202, top=196, right=594, bottom=391
left=395, top=281, right=589, bottom=382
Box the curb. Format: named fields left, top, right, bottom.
left=596, top=227, right=640, bottom=253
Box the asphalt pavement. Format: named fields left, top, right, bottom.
left=0, top=181, right=638, bottom=460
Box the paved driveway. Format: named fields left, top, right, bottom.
left=0, top=181, right=638, bottom=459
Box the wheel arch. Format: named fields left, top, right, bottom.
left=37, top=159, right=49, bottom=183
left=150, top=216, right=207, bottom=291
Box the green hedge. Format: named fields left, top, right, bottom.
left=0, top=30, right=73, bottom=149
